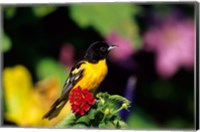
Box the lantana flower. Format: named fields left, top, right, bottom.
left=69, top=86, right=95, bottom=115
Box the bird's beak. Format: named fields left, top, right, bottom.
left=108, top=45, right=118, bottom=51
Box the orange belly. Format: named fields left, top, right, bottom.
left=73, top=59, right=108, bottom=91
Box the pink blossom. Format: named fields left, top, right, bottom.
left=144, top=18, right=194, bottom=78
left=105, top=32, right=134, bottom=62
left=59, top=43, right=75, bottom=69
left=105, top=32, right=136, bottom=69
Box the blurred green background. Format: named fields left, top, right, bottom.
left=2, top=3, right=195, bottom=129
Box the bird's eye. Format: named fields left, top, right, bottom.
left=100, top=47, right=107, bottom=52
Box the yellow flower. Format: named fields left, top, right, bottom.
left=3, top=65, right=71, bottom=127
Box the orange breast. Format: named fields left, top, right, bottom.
left=73, top=59, right=108, bottom=91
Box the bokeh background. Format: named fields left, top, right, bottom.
left=2, top=3, right=195, bottom=129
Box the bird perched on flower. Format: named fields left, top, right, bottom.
left=43, top=41, right=117, bottom=120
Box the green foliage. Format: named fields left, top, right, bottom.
left=36, top=58, right=68, bottom=86
left=32, top=6, right=57, bottom=18
left=153, top=4, right=172, bottom=14
left=151, top=80, right=175, bottom=101
left=56, top=92, right=131, bottom=129
left=55, top=112, right=76, bottom=128
left=71, top=123, right=88, bottom=128
left=127, top=108, right=158, bottom=129
left=4, top=7, right=17, bottom=19
left=164, top=117, right=194, bottom=128
left=70, top=3, right=142, bottom=49
left=3, top=33, right=12, bottom=53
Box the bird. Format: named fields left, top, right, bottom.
left=42, top=41, right=117, bottom=120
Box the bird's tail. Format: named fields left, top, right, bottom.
left=42, top=98, right=67, bottom=120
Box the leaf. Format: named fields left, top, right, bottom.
left=114, top=120, right=128, bottom=129
left=32, top=6, right=57, bottom=18
left=70, top=3, right=142, bottom=49
left=88, top=109, right=96, bottom=120
left=153, top=5, right=172, bottom=14
left=99, top=121, right=116, bottom=129
left=98, top=122, right=106, bottom=128
left=4, top=7, right=17, bottom=19
left=108, top=94, right=131, bottom=109
left=94, top=111, right=104, bottom=121
left=71, top=123, right=88, bottom=128
left=75, top=114, right=90, bottom=125
left=3, top=33, right=12, bottom=52
left=104, top=121, right=115, bottom=128
left=55, top=112, right=76, bottom=128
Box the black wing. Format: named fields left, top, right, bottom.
left=42, top=60, right=85, bottom=120
left=60, top=60, right=85, bottom=100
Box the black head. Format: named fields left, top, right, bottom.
left=84, top=41, right=117, bottom=63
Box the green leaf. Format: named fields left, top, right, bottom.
left=71, top=123, right=88, bottom=128
left=98, top=121, right=115, bottom=128
left=153, top=4, right=171, bottom=15
left=32, top=6, right=57, bottom=18
left=114, top=120, right=128, bottom=129
left=70, top=3, right=142, bottom=49
left=4, top=7, right=16, bottom=19
left=108, top=94, right=131, bottom=109
left=76, top=114, right=90, bottom=125
left=36, top=58, right=68, bottom=87
left=94, top=111, right=104, bottom=121
left=98, top=122, right=106, bottom=128
left=3, top=33, right=12, bottom=52
left=96, top=92, right=131, bottom=116
left=88, top=109, right=96, bottom=120
left=105, top=121, right=115, bottom=128
left=55, top=112, right=76, bottom=128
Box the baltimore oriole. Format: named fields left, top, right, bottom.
left=43, top=41, right=117, bottom=120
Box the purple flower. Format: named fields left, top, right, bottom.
left=144, top=18, right=194, bottom=78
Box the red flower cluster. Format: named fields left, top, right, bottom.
left=69, top=86, right=96, bottom=115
